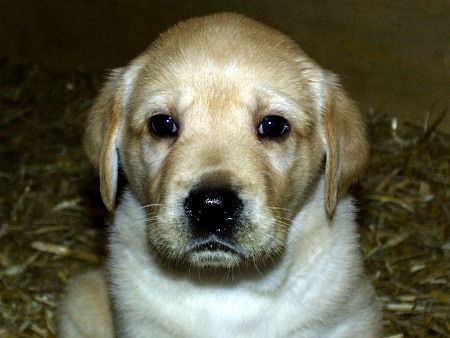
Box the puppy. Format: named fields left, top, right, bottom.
left=58, top=13, right=380, bottom=338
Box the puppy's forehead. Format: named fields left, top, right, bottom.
left=150, top=16, right=315, bottom=84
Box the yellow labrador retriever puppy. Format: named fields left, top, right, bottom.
left=58, top=13, right=380, bottom=338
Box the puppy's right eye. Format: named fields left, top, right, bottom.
left=148, top=114, right=178, bottom=137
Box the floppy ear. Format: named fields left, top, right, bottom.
left=321, top=74, right=369, bottom=219
left=84, top=69, right=124, bottom=211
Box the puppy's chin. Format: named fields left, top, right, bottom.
left=187, top=251, right=242, bottom=268
left=185, top=239, right=244, bottom=268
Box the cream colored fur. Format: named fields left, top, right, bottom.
left=58, top=13, right=380, bottom=338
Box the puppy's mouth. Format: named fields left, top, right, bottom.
left=185, top=236, right=244, bottom=268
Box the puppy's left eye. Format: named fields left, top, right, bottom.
left=148, top=114, right=178, bottom=137
left=257, top=115, right=290, bottom=138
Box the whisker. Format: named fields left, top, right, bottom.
left=272, top=219, right=291, bottom=227
left=267, top=206, right=290, bottom=211
left=140, top=203, right=163, bottom=210
left=252, top=256, right=263, bottom=276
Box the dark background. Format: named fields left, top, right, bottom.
left=1, top=0, right=449, bottom=131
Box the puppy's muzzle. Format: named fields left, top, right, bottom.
left=184, top=185, right=243, bottom=240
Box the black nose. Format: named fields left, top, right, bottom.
left=184, top=186, right=243, bottom=237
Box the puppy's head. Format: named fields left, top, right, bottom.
left=84, top=13, right=368, bottom=269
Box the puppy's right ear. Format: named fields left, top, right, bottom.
left=84, top=69, right=124, bottom=211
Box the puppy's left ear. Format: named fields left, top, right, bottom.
left=84, top=68, right=124, bottom=211
left=320, top=73, right=370, bottom=219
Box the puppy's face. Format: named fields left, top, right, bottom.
left=85, top=14, right=368, bottom=269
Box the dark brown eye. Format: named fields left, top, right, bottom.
left=148, top=114, right=178, bottom=137
left=257, top=115, right=290, bottom=138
